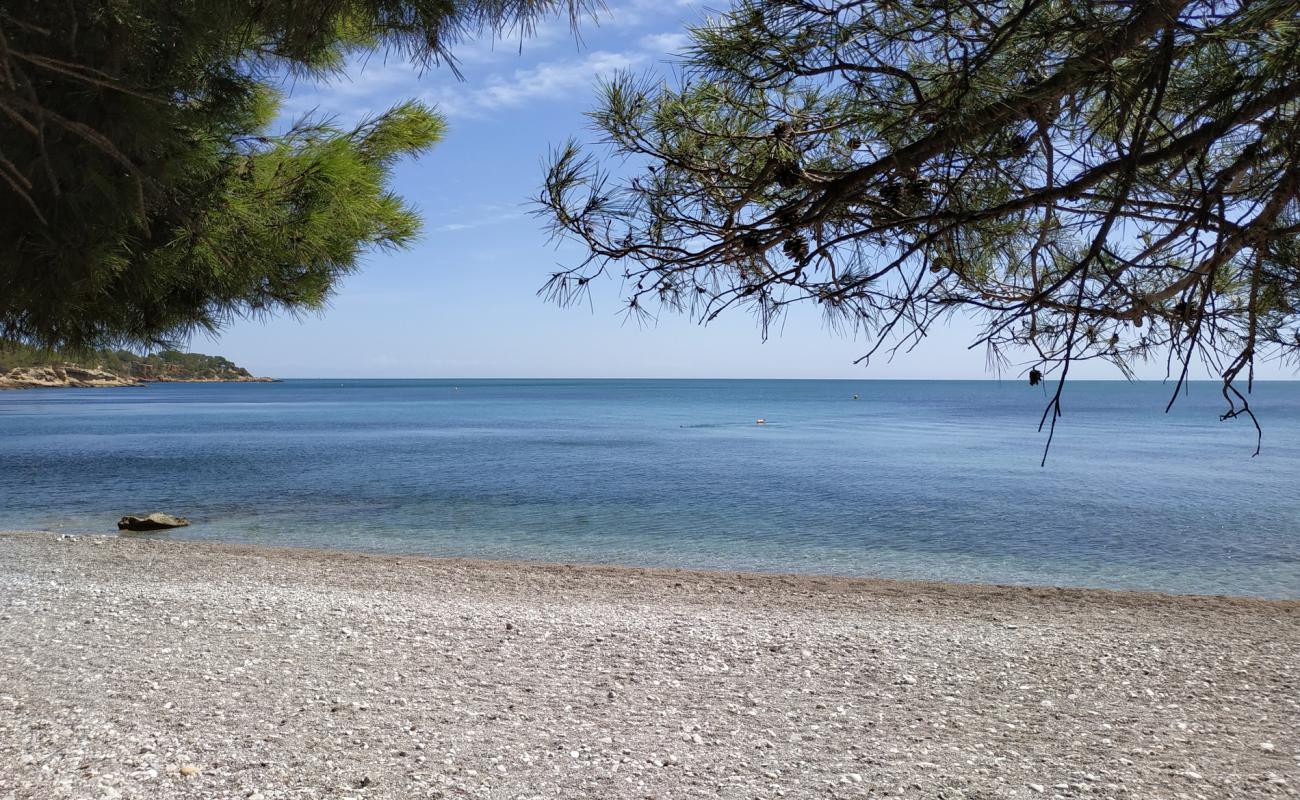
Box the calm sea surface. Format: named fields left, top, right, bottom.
left=1, top=379, right=1297, bottom=598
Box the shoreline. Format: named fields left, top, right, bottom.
left=0, top=375, right=278, bottom=390
left=2, top=531, right=1296, bottom=799
left=3, top=529, right=1294, bottom=608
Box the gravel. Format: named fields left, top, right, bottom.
left=0, top=531, right=1296, bottom=799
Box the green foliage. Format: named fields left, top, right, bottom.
left=540, top=0, right=1300, bottom=451
left=0, top=0, right=572, bottom=350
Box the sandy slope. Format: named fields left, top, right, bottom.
left=0, top=531, right=1296, bottom=799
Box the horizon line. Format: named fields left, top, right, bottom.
left=259, top=375, right=1300, bottom=383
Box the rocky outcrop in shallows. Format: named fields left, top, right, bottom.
left=117, top=513, right=190, bottom=532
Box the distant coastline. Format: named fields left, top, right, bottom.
left=0, top=344, right=274, bottom=390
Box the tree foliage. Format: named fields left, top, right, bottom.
left=539, top=0, right=1300, bottom=455
left=0, top=0, right=574, bottom=350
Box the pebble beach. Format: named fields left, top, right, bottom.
left=0, top=531, right=1296, bottom=799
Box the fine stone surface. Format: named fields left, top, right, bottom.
left=0, top=531, right=1296, bottom=799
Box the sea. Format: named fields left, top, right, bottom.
left=1, top=379, right=1297, bottom=598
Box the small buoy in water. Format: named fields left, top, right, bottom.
left=755, top=418, right=766, bottom=425
left=852, top=393, right=859, bottom=400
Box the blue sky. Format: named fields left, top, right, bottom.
left=208, top=2, right=1287, bottom=381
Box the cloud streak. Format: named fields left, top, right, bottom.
left=425, top=49, right=648, bottom=118
left=638, top=32, right=691, bottom=53
left=432, top=207, right=526, bottom=233
left=276, top=12, right=704, bottom=126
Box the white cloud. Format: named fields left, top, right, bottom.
left=276, top=7, right=707, bottom=126
left=597, top=0, right=707, bottom=29
left=275, top=57, right=426, bottom=126
left=639, top=32, right=691, bottom=54
left=425, top=49, right=648, bottom=118
left=432, top=207, right=526, bottom=233
left=443, top=16, right=578, bottom=66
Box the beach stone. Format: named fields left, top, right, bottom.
left=0, top=532, right=1296, bottom=800
left=117, top=513, right=189, bottom=532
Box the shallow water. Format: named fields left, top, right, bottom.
left=2, top=379, right=1297, bottom=597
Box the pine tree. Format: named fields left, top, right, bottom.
left=0, top=0, right=572, bottom=349
left=538, top=0, right=1300, bottom=454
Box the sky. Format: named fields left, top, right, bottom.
left=206, top=1, right=1288, bottom=381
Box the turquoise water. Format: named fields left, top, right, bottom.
left=1, top=379, right=1297, bottom=597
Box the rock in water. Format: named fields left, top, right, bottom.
left=117, top=513, right=189, bottom=532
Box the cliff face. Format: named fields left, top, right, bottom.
left=0, top=365, right=141, bottom=389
